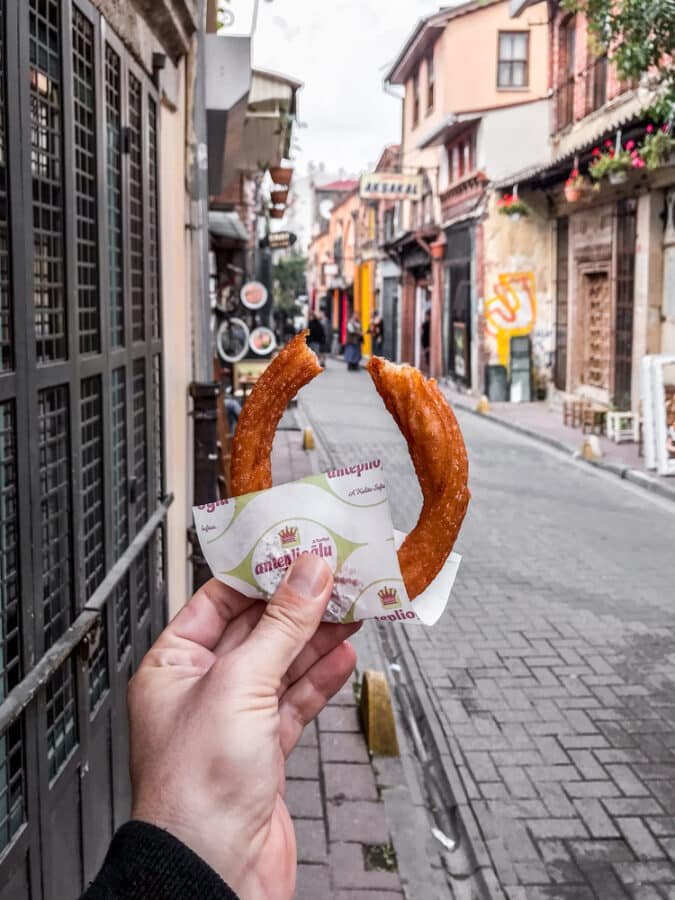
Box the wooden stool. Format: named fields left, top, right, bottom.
left=563, top=399, right=585, bottom=428
left=582, top=404, right=606, bottom=436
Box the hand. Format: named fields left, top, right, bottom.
left=128, top=555, right=359, bottom=900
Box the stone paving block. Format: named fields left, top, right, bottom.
left=297, top=723, right=318, bottom=747
left=647, top=817, right=675, bottom=837
left=295, top=818, right=328, bottom=864
left=565, top=780, right=620, bottom=799
left=320, top=731, right=370, bottom=764
left=328, top=681, right=357, bottom=707
left=617, top=818, right=666, bottom=860
left=318, top=705, right=361, bottom=733
left=537, top=839, right=585, bottom=883
left=605, top=798, right=665, bottom=817
left=285, top=779, right=323, bottom=819
left=323, top=763, right=378, bottom=801
left=608, top=764, right=651, bottom=797
left=567, top=839, right=635, bottom=863
left=528, top=819, right=590, bottom=840
left=329, top=841, right=401, bottom=891
left=613, top=861, right=675, bottom=884
left=294, top=863, right=331, bottom=899
left=286, top=746, right=320, bottom=780
left=327, top=800, right=390, bottom=844
left=572, top=798, right=620, bottom=838
left=334, top=892, right=403, bottom=900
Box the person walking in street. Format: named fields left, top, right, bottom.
left=369, top=309, right=385, bottom=358
left=307, top=310, right=326, bottom=366
left=319, top=310, right=333, bottom=364
left=344, top=311, right=363, bottom=371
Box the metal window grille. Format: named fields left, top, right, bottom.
left=73, top=8, right=99, bottom=355
left=614, top=199, right=637, bottom=410
left=132, top=358, right=149, bottom=622
left=39, top=386, right=73, bottom=651
left=45, top=660, right=77, bottom=779
left=129, top=73, right=144, bottom=344
left=0, top=2, right=11, bottom=373
left=105, top=44, right=124, bottom=348
left=148, top=98, right=160, bottom=340
left=111, top=367, right=130, bottom=662
left=31, top=0, right=67, bottom=364
left=554, top=218, right=569, bottom=391
left=152, top=355, right=165, bottom=594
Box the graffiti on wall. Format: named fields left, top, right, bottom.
left=484, top=271, right=537, bottom=367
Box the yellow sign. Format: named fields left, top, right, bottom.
left=360, top=172, right=423, bottom=201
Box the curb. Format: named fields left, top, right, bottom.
left=446, top=394, right=675, bottom=505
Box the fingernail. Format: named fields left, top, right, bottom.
left=286, top=555, right=331, bottom=598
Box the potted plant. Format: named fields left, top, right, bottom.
left=270, top=188, right=288, bottom=205
left=270, top=206, right=285, bottom=219
left=589, top=140, right=632, bottom=185
left=640, top=124, right=675, bottom=170
left=269, top=165, right=293, bottom=187
left=497, top=194, right=530, bottom=222
left=564, top=168, right=587, bottom=203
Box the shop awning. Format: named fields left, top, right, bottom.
left=209, top=211, right=248, bottom=243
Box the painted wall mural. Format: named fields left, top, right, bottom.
left=484, top=271, right=538, bottom=366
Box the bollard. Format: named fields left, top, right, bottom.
left=359, top=670, right=400, bottom=757
left=303, top=427, right=315, bottom=451
left=476, top=395, right=491, bottom=414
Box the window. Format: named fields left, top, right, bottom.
left=497, top=32, right=529, bottom=88
left=384, top=208, right=396, bottom=242
left=427, top=52, right=435, bottom=111
left=446, top=132, right=476, bottom=184
left=412, top=70, right=420, bottom=128
left=557, top=17, right=576, bottom=129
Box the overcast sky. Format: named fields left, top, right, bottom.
left=252, top=0, right=447, bottom=176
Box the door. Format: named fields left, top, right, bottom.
left=582, top=271, right=611, bottom=391
left=381, top=276, right=398, bottom=361
left=614, top=198, right=637, bottom=410
left=0, top=3, right=168, bottom=896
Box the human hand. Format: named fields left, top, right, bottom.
left=128, top=555, right=359, bottom=900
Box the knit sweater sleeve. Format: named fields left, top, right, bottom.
left=81, top=821, right=239, bottom=900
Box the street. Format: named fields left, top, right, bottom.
left=301, top=360, right=675, bottom=899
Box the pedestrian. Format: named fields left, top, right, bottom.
left=225, top=396, right=241, bottom=435
left=81, top=555, right=357, bottom=900
left=369, top=310, right=385, bottom=358
left=344, top=311, right=363, bottom=371
left=307, top=310, right=326, bottom=366
left=421, top=310, right=430, bottom=374
left=319, top=310, right=333, bottom=365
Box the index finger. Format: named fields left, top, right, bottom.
left=154, top=578, right=258, bottom=652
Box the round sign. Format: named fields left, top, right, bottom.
left=216, top=317, right=250, bottom=364
left=249, top=326, right=277, bottom=356
left=240, top=281, right=268, bottom=311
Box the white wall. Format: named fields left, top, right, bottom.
left=478, top=99, right=551, bottom=182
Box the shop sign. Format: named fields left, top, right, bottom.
left=260, top=231, right=297, bottom=250
left=360, top=172, right=423, bottom=201
left=240, top=281, right=268, bottom=310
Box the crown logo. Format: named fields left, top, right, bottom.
left=377, top=586, right=401, bottom=610
left=278, top=525, right=300, bottom=548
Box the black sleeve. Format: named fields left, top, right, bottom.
left=81, top=821, right=239, bottom=900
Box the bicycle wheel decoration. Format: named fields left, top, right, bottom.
left=217, top=317, right=250, bottom=363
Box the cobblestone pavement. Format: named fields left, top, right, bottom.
left=271, top=428, right=405, bottom=899
left=300, top=359, right=675, bottom=900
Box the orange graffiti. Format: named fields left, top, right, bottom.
left=484, top=272, right=537, bottom=366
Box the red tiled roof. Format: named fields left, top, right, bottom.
left=319, top=179, right=359, bottom=192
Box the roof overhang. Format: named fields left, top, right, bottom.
left=417, top=113, right=481, bottom=149
left=209, top=210, right=249, bottom=245
left=509, top=0, right=538, bottom=16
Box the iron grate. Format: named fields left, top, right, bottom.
left=73, top=7, right=99, bottom=355
left=0, top=402, right=20, bottom=701
left=148, top=97, right=160, bottom=340
left=105, top=44, right=123, bottom=349
left=39, top=386, right=73, bottom=651
left=0, top=1, right=11, bottom=372
left=133, top=359, right=149, bottom=621
left=128, top=73, right=144, bottom=344
left=30, top=0, right=66, bottom=364
left=111, top=368, right=130, bottom=661
left=152, top=355, right=165, bottom=593
left=45, top=659, right=77, bottom=780
left=0, top=720, right=24, bottom=853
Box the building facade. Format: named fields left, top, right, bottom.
left=505, top=1, right=674, bottom=412
left=384, top=0, right=550, bottom=388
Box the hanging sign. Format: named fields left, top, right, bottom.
left=259, top=231, right=297, bottom=250
left=240, top=281, right=268, bottom=310
left=249, top=326, right=277, bottom=356
left=360, top=172, right=423, bottom=201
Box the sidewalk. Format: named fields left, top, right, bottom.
left=442, top=389, right=675, bottom=503
left=271, top=430, right=405, bottom=900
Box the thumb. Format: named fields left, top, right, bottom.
left=243, top=555, right=334, bottom=683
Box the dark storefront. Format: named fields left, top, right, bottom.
left=0, top=3, right=172, bottom=895
left=443, top=226, right=473, bottom=386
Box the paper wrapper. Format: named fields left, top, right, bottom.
left=192, top=459, right=460, bottom=626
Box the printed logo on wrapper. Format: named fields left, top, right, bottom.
left=323, top=460, right=387, bottom=506
left=252, top=520, right=338, bottom=595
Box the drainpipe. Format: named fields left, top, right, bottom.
left=188, top=0, right=220, bottom=590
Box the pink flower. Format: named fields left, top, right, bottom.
left=663, top=124, right=669, bottom=132
left=631, top=149, right=638, bottom=158
left=592, top=147, right=601, bottom=156
left=605, top=139, right=613, bottom=148
left=647, top=124, right=655, bottom=133
left=626, top=140, right=635, bottom=151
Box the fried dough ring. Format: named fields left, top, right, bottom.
left=367, top=357, right=470, bottom=599
left=230, top=331, right=322, bottom=495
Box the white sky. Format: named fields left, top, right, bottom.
left=252, top=0, right=448, bottom=176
